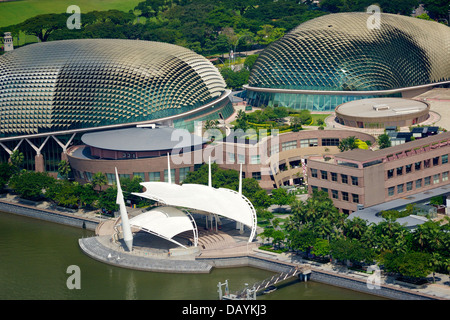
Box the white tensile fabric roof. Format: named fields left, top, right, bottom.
left=132, top=182, right=257, bottom=242
left=128, top=206, right=196, bottom=248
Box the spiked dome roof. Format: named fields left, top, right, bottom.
left=0, top=39, right=227, bottom=135
left=248, top=13, right=450, bottom=92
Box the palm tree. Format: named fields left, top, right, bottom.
left=57, top=160, right=71, bottom=180
left=92, top=172, right=107, bottom=191
left=10, top=150, right=24, bottom=171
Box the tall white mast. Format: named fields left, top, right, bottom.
left=167, top=153, right=172, bottom=184
left=115, top=168, right=133, bottom=251
left=208, top=156, right=212, bottom=188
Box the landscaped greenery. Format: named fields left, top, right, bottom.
left=233, top=107, right=316, bottom=134
left=0, top=157, right=152, bottom=215
left=260, top=190, right=450, bottom=282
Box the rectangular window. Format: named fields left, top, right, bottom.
left=321, top=170, right=328, bottom=180
left=341, top=174, right=348, bottom=184
left=321, top=138, right=339, bottom=146
left=252, top=172, right=261, bottom=180
left=416, top=179, right=422, bottom=189
left=270, top=144, right=279, bottom=156
left=332, top=190, right=339, bottom=199
left=415, top=161, right=421, bottom=171
left=179, top=167, right=191, bottom=182
left=443, top=172, right=449, bottom=182
left=434, top=174, right=440, bottom=184
left=406, top=181, right=413, bottom=191
left=351, top=176, right=358, bottom=186
left=148, top=171, right=161, bottom=182
left=433, top=156, right=440, bottom=166
left=282, top=140, right=297, bottom=151
left=250, top=155, right=260, bottom=164
left=119, top=174, right=130, bottom=180
left=424, top=159, right=431, bottom=168
left=342, top=192, right=349, bottom=201
left=442, top=154, right=448, bottom=164
left=227, top=152, right=235, bottom=163
left=300, top=138, right=318, bottom=148
left=164, top=169, right=175, bottom=183
left=396, top=167, right=403, bottom=176
left=387, top=169, right=394, bottom=179
left=106, top=173, right=116, bottom=185
left=397, top=184, right=404, bottom=194
left=133, top=172, right=145, bottom=181
left=331, top=172, right=337, bottom=182
left=238, top=153, right=245, bottom=164
left=84, top=172, right=93, bottom=182
left=388, top=187, right=395, bottom=196
left=424, top=176, right=431, bottom=186
left=405, top=164, right=412, bottom=174
left=321, top=187, right=328, bottom=194
left=311, top=169, right=318, bottom=178
left=352, top=194, right=359, bottom=203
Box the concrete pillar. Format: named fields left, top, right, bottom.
left=61, top=152, right=69, bottom=162
left=35, top=154, right=45, bottom=172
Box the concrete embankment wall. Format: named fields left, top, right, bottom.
left=198, top=255, right=439, bottom=300
left=310, top=267, right=437, bottom=300
left=0, top=200, right=99, bottom=231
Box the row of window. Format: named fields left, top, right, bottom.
left=310, top=169, right=359, bottom=186
left=387, top=154, right=448, bottom=179
left=76, top=168, right=192, bottom=184
left=276, top=138, right=339, bottom=153
left=311, top=186, right=360, bottom=203
left=387, top=172, right=449, bottom=196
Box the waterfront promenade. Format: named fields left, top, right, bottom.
left=0, top=195, right=448, bottom=300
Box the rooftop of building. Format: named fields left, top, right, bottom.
left=335, top=98, right=429, bottom=118
left=81, top=126, right=206, bottom=152
left=334, top=130, right=450, bottom=163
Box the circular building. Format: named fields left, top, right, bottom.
left=244, top=12, right=450, bottom=111
left=0, top=39, right=232, bottom=136
left=68, top=126, right=207, bottom=185
left=335, top=98, right=430, bottom=128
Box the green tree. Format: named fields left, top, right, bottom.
left=382, top=251, right=432, bottom=280
left=377, top=133, right=391, bottom=149
left=330, top=238, right=375, bottom=266
left=16, top=13, right=67, bottom=42
left=0, top=162, right=14, bottom=190
left=9, top=171, right=55, bottom=200
left=338, top=136, right=357, bottom=152
left=270, top=188, right=295, bottom=208
left=97, top=186, right=119, bottom=213
left=57, top=160, right=71, bottom=180
left=10, top=150, right=24, bottom=171
left=92, top=172, right=108, bottom=191
left=311, top=238, right=331, bottom=258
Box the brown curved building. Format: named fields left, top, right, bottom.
left=335, top=98, right=430, bottom=129
left=68, top=126, right=376, bottom=190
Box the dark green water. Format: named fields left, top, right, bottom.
left=0, top=212, right=382, bottom=300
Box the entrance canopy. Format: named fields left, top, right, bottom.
left=129, top=206, right=198, bottom=248
left=132, top=182, right=257, bottom=242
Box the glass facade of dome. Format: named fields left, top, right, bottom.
left=246, top=13, right=450, bottom=111
left=0, top=39, right=230, bottom=136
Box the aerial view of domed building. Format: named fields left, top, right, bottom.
left=0, top=39, right=232, bottom=171
left=244, top=12, right=450, bottom=111
left=0, top=38, right=232, bottom=136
